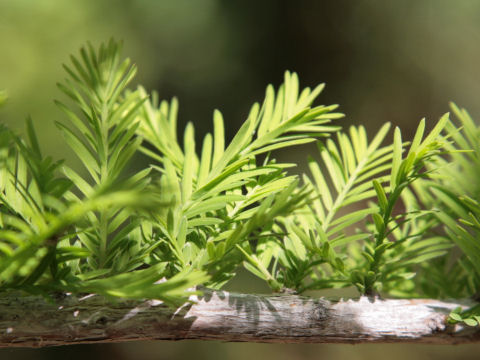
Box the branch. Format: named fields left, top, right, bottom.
left=0, top=289, right=478, bottom=347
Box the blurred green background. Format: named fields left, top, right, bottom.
left=1, top=0, right=480, bottom=358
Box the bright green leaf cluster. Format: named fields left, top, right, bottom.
left=136, top=69, right=341, bottom=289
left=1, top=40, right=479, bottom=307
left=449, top=304, right=480, bottom=327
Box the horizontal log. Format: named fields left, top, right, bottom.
left=0, top=289, right=478, bottom=347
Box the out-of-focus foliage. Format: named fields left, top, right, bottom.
left=0, top=92, right=7, bottom=108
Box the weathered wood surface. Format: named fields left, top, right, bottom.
left=0, top=289, right=478, bottom=347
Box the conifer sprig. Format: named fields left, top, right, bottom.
left=1, top=40, right=479, bottom=310
left=136, top=70, right=343, bottom=288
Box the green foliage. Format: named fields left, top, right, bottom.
left=239, top=117, right=454, bottom=296
left=357, top=116, right=451, bottom=295
left=431, top=105, right=480, bottom=286
left=449, top=304, right=480, bottom=327
left=136, top=70, right=341, bottom=289
left=1, top=40, right=480, bottom=309
left=0, top=41, right=208, bottom=305
left=413, top=104, right=480, bottom=324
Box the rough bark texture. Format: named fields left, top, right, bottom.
left=0, top=290, right=478, bottom=347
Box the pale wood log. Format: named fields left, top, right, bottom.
left=0, top=289, right=478, bottom=347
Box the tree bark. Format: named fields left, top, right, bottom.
left=0, top=289, right=478, bottom=347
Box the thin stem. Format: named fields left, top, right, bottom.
left=98, top=101, right=110, bottom=269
